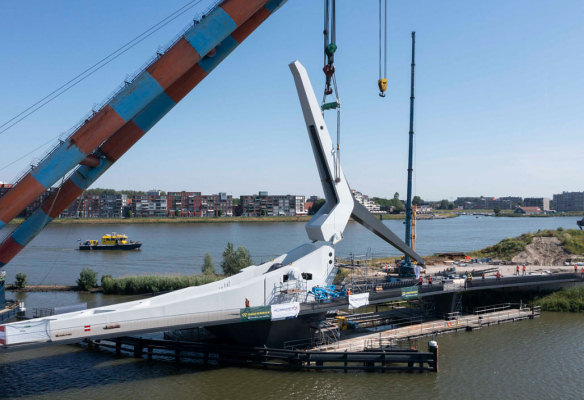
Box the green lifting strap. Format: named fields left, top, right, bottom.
left=321, top=101, right=339, bottom=111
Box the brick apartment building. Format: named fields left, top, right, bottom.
left=61, top=192, right=128, bottom=218
left=238, top=191, right=306, bottom=217
left=167, top=191, right=201, bottom=217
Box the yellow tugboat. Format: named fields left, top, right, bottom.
left=79, top=233, right=141, bottom=251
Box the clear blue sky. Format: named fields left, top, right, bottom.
left=0, top=0, right=582, bottom=201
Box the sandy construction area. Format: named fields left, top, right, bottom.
left=424, top=263, right=580, bottom=277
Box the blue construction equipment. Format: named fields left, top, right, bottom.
left=309, top=285, right=347, bottom=303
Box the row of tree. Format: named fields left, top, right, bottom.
left=371, top=192, right=455, bottom=213
left=310, top=193, right=456, bottom=215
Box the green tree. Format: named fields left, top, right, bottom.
left=222, top=243, right=253, bottom=276
left=438, top=199, right=450, bottom=210
left=309, top=199, right=326, bottom=215
left=15, top=272, right=27, bottom=289
left=389, top=194, right=405, bottom=213
left=101, top=274, right=113, bottom=287
left=85, top=188, right=117, bottom=195
left=391, top=200, right=405, bottom=213
left=217, top=210, right=223, bottom=217
left=203, top=253, right=215, bottom=275
left=77, top=268, right=98, bottom=291
left=412, top=196, right=423, bottom=206
left=175, top=209, right=180, bottom=217
left=494, top=206, right=501, bottom=216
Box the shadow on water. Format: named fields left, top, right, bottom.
left=0, top=344, right=218, bottom=398
left=3, top=314, right=582, bottom=399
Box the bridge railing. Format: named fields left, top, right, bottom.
left=443, top=272, right=582, bottom=292
left=474, top=303, right=513, bottom=314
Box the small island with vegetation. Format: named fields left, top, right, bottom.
left=467, top=228, right=584, bottom=264
left=466, top=228, right=584, bottom=312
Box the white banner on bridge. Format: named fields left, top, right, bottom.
left=349, top=293, right=369, bottom=310
left=271, top=302, right=300, bottom=321
left=443, top=278, right=466, bottom=291
left=4, top=320, right=50, bottom=345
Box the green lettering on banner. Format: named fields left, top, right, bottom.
left=240, top=306, right=271, bottom=321
left=401, top=286, right=419, bottom=299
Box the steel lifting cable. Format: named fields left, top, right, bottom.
left=321, top=0, right=342, bottom=182
left=378, top=0, right=388, bottom=97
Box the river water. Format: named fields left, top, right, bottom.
left=1, top=215, right=581, bottom=285
left=1, top=216, right=583, bottom=399
left=1, top=312, right=582, bottom=399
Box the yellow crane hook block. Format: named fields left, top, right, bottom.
left=378, top=78, right=388, bottom=97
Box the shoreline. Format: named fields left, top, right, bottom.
left=8, top=212, right=580, bottom=225
left=8, top=213, right=461, bottom=225
left=10, top=216, right=313, bottom=225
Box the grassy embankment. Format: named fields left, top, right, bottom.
left=466, top=228, right=584, bottom=312
left=466, top=228, right=584, bottom=261
left=100, top=274, right=223, bottom=295
left=533, top=287, right=584, bottom=312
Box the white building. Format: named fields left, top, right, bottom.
left=351, top=189, right=381, bottom=214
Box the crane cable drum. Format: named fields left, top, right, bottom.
left=321, top=0, right=342, bottom=183
left=378, top=0, right=388, bottom=97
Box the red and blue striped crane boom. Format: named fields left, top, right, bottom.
left=0, top=0, right=287, bottom=267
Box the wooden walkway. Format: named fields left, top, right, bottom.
left=314, top=306, right=540, bottom=353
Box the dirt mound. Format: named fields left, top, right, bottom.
left=511, top=236, right=569, bottom=266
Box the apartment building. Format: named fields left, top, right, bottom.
left=61, top=192, right=128, bottom=218
left=524, top=197, right=551, bottom=211
left=167, top=191, right=202, bottom=217
left=351, top=189, right=381, bottom=213
left=133, top=190, right=168, bottom=218
left=553, top=191, right=584, bottom=212
left=239, top=192, right=306, bottom=216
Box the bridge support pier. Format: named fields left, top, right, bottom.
left=430, top=292, right=463, bottom=317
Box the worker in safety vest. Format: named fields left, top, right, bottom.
left=417, top=276, right=423, bottom=286
left=522, top=265, right=526, bottom=276
left=516, top=265, right=520, bottom=276
left=466, top=272, right=472, bottom=288
left=245, top=298, right=250, bottom=308
left=427, top=275, right=432, bottom=286
left=575, top=265, right=578, bottom=273
left=496, top=271, right=501, bottom=280
left=581, top=267, right=584, bottom=278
